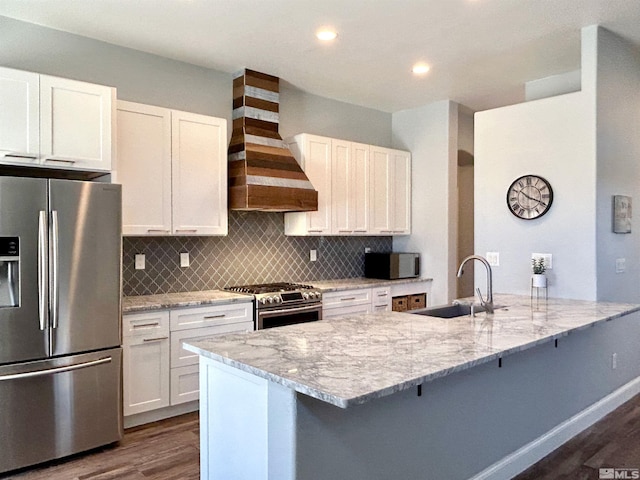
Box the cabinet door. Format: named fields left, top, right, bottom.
left=351, top=142, right=370, bottom=234
left=170, top=365, right=200, bottom=405
left=303, top=135, right=332, bottom=234
left=0, top=67, right=39, bottom=164
left=122, top=312, right=170, bottom=416
left=40, top=75, right=114, bottom=171
left=391, top=150, right=411, bottom=234
left=171, top=111, right=227, bottom=235
left=369, top=146, right=393, bottom=234
left=117, top=101, right=172, bottom=235
left=331, top=139, right=352, bottom=234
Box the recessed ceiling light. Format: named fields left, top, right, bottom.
left=412, top=63, right=431, bottom=75
left=316, top=29, right=338, bottom=41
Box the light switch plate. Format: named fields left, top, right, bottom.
left=134, top=254, right=145, bottom=270
left=616, top=258, right=626, bottom=273
left=486, top=252, right=499, bottom=267
left=180, top=252, right=190, bottom=268
left=310, top=249, right=317, bottom=262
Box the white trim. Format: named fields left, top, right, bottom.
left=470, top=375, right=640, bottom=480
left=123, top=400, right=198, bottom=428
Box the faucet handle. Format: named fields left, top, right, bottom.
left=476, top=287, right=486, bottom=306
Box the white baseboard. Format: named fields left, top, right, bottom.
left=123, top=400, right=199, bottom=429
left=471, top=375, right=640, bottom=480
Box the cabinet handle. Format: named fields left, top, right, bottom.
left=340, top=297, right=356, bottom=301
left=353, top=230, right=367, bottom=233
left=204, top=314, right=226, bottom=319
left=4, top=152, right=38, bottom=160
left=143, top=336, right=168, bottom=343
left=147, top=229, right=170, bottom=233
left=307, top=229, right=324, bottom=233
left=175, top=229, right=198, bottom=233
left=377, top=292, right=388, bottom=297
left=43, top=157, right=77, bottom=164
left=380, top=230, right=392, bottom=233
left=132, top=322, right=160, bottom=328
left=338, top=230, right=352, bottom=233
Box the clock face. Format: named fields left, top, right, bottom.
left=506, top=175, right=553, bottom=220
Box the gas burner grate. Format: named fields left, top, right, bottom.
left=225, top=283, right=314, bottom=294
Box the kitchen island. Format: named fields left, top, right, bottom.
left=185, top=295, right=640, bottom=480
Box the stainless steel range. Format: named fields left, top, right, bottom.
left=225, top=283, right=322, bottom=330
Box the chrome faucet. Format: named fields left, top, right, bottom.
left=457, top=255, right=494, bottom=314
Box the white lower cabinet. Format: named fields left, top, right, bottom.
left=123, top=300, right=253, bottom=419
left=371, top=286, right=392, bottom=312
left=122, top=311, right=170, bottom=416
left=322, top=288, right=372, bottom=319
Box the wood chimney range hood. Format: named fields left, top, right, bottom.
left=228, top=69, right=318, bottom=212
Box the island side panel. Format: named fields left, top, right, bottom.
left=293, top=311, right=640, bottom=480
left=199, top=358, right=297, bottom=480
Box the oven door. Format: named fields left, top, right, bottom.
left=257, top=303, right=322, bottom=330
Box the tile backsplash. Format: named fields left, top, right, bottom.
left=122, top=211, right=392, bottom=296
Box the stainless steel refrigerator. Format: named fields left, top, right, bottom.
left=0, top=177, right=123, bottom=474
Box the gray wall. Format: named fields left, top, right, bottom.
left=0, top=15, right=394, bottom=295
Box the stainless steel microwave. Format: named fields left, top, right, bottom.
left=364, top=253, right=420, bottom=280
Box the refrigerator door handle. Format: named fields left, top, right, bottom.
left=0, top=356, right=112, bottom=382
left=38, top=211, right=48, bottom=331
left=50, top=210, right=59, bottom=329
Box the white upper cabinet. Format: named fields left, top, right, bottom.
left=332, top=140, right=370, bottom=235
left=370, top=146, right=411, bottom=235
left=40, top=75, right=114, bottom=171
left=116, top=101, right=228, bottom=236
left=0, top=66, right=114, bottom=172
left=171, top=111, right=227, bottom=236
left=117, top=101, right=172, bottom=235
left=285, top=134, right=332, bottom=235
left=285, top=134, right=409, bottom=236
left=0, top=67, right=39, bottom=163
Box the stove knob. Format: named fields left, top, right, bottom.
left=267, top=296, right=275, bottom=304
left=274, top=296, right=281, bottom=303
left=260, top=297, right=268, bottom=305
left=302, top=292, right=309, bottom=300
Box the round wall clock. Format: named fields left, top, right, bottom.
left=506, top=174, right=553, bottom=220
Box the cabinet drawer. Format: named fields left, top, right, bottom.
left=169, top=303, right=253, bottom=331
left=170, top=364, right=200, bottom=405
left=170, top=322, right=253, bottom=368
left=323, top=303, right=371, bottom=320
left=322, top=289, right=371, bottom=309
left=123, top=311, right=170, bottom=338
left=371, top=287, right=391, bottom=307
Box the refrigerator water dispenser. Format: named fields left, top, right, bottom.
left=0, top=237, right=19, bottom=307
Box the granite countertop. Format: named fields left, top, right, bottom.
left=122, top=290, right=253, bottom=313
left=308, top=277, right=433, bottom=292
left=184, top=294, right=640, bottom=408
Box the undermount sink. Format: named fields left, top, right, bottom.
left=414, top=303, right=503, bottom=319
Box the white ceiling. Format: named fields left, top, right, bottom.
left=1, top=0, right=639, bottom=112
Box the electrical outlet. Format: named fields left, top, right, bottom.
left=532, top=253, right=553, bottom=269
left=310, top=249, right=317, bottom=262
left=180, top=252, right=190, bottom=268
left=616, top=258, right=626, bottom=273
left=134, top=254, right=145, bottom=270
left=486, top=252, right=499, bottom=266
left=612, top=353, right=617, bottom=370
left=364, top=247, right=371, bottom=253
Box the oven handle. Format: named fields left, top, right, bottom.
left=258, top=303, right=322, bottom=318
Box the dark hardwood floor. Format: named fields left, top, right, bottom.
left=3, top=394, right=640, bottom=479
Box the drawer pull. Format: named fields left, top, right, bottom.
left=175, top=229, right=198, bottom=233
left=307, top=229, right=324, bottom=233
left=132, top=322, right=160, bottom=328
left=143, top=336, right=168, bottom=343
left=4, top=152, right=38, bottom=160
left=204, top=314, right=226, bottom=319
left=43, top=157, right=77, bottom=164
left=340, top=297, right=356, bottom=301
left=377, top=292, right=388, bottom=297
left=147, top=229, right=170, bottom=233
